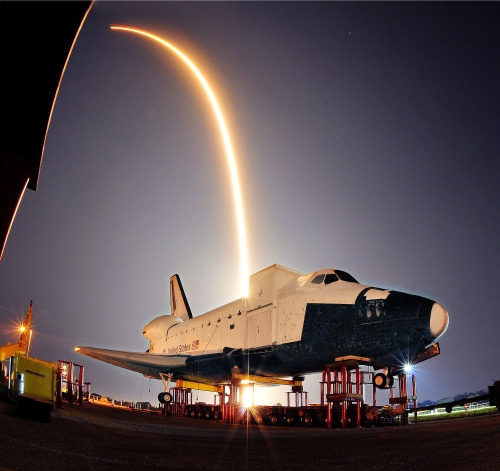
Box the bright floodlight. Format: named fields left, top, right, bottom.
left=111, top=26, right=249, bottom=297
left=242, top=386, right=254, bottom=408
left=403, top=363, right=413, bottom=374
left=19, top=325, right=26, bottom=333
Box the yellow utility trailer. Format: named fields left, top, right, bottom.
left=1, top=353, right=57, bottom=422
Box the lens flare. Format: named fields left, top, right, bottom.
left=403, top=363, right=413, bottom=374
left=242, top=386, right=254, bottom=408
left=111, top=26, right=249, bottom=296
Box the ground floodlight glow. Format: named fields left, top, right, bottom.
left=111, top=26, right=249, bottom=296
left=242, top=386, right=254, bottom=408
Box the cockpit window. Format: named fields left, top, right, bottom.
left=335, top=270, right=359, bottom=283
left=324, top=273, right=339, bottom=285
left=311, top=274, right=325, bottom=284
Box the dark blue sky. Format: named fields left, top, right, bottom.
left=1, top=2, right=498, bottom=404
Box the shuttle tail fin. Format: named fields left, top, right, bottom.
left=170, top=275, right=192, bottom=321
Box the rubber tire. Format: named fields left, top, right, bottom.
left=303, top=414, right=314, bottom=427
left=158, top=392, right=173, bottom=404
left=374, top=373, right=387, bottom=389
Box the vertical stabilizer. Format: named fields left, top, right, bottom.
left=170, top=275, right=192, bottom=321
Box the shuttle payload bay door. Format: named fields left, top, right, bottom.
left=247, top=308, right=271, bottom=349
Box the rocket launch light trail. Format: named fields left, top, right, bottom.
left=111, top=26, right=249, bottom=297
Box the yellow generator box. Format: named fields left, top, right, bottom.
left=13, top=354, right=57, bottom=407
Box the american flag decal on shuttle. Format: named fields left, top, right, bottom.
left=192, top=339, right=199, bottom=351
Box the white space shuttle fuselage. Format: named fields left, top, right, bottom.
left=78, top=264, right=449, bottom=385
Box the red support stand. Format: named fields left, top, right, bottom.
left=341, top=365, right=347, bottom=429
left=286, top=390, right=309, bottom=408
left=228, top=383, right=239, bottom=424
left=165, top=387, right=193, bottom=417
left=321, top=371, right=325, bottom=407
left=67, top=362, right=73, bottom=404
left=323, top=357, right=368, bottom=429
left=221, top=387, right=227, bottom=422
left=56, top=364, right=63, bottom=408
left=400, top=373, right=408, bottom=425
left=412, top=374, right=418, bottom=423
left=387, top=370, right=420, bottom=424
left=356, top=368, right=361, bottom=428
left=327, top=367, right=332, bottom=429
left=57, top=360, right=87, bottom=407
left=78, top=366, right=84, bottom=406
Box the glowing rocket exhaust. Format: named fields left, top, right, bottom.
left=111, top=26, right=249, bottom=296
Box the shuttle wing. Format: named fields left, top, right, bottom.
left=76, top=346, right=234, bottom=380
left=76, top=346, right=191, bottom=377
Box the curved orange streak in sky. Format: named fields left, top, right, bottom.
left=111, top=26, right=249, bottom=297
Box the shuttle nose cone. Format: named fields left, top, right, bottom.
left=430, top=303, right=449, bottom=338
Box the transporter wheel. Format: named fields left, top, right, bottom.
left=158, top=392, right=173, bottom=404
left=303, top=414, right=314, bottom=427
left=213, top=410, right=220, bottom=421
left=254, top=414, right=265, bottom=425
left=445, top=404, right=453, bottom=413
left=269, top=415, right=279, bottom=425
left=374, top=373, right=387, bottom=389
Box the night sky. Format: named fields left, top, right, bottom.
left=1, top=2, right=498, bottom=405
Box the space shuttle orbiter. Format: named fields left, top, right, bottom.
left=77, top=265, right=449, bottom=393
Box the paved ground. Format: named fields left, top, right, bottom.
left=0, top=401, right=499, bottom=470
